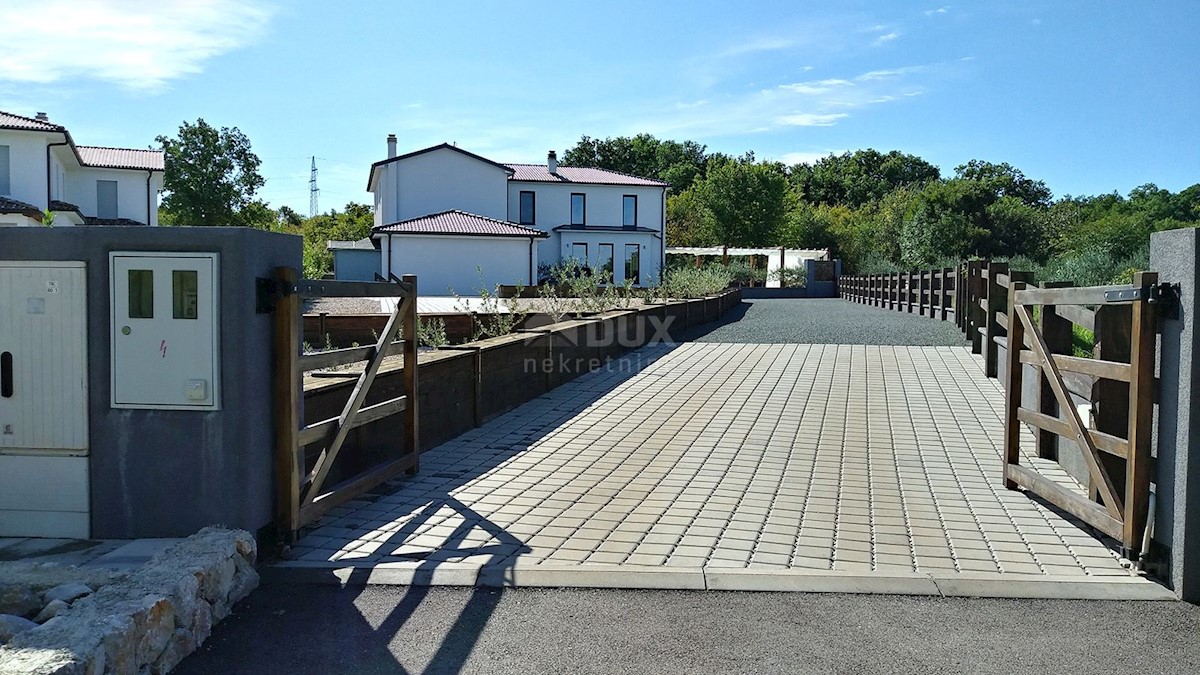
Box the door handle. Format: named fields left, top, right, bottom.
left=1, top=351, right=12, bottom=398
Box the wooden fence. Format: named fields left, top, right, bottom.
left=272, top=269, right=419, bottom=539
left=841, top=261, right=1166, bottom=555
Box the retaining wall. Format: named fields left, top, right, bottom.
left=302, top=289, right=742, bottom=481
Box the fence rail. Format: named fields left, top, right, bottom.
left=273, top=268, right=419, bottom=539
left=840, top=260, right=1162, bottom=555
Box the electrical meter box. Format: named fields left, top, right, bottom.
left=110, top=252, right=220, bottom=410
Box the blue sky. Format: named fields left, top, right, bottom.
left=2, top=1, right=1196, bottom=214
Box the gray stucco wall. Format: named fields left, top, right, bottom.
left=333, top=248, right=381, bottom=281
left=0, top=226, right=301, bottom=538
left=1150, top=228, right=1200, bottom=601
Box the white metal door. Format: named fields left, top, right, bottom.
left=111, top=253, right=220, bottom=409
left=0, top=262, right=88, bottom=450
left=0, top=261, right=90, bottom=538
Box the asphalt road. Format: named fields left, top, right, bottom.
left=178, top=585, right=1200, bottom=675
left=682, top=298, right=967, bottom=346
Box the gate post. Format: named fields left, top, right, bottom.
left=984, top=261, right=1009, bottom=378
left=1150, top=229, right=1200, bottom=601
left=272, top=266, right=301, bottom=541
left=402, top=274, right=420, bottom=472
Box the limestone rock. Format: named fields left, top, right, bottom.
left=151, top=628, right=195, bottom=674
left=0, top=583, right=41, bottom=618
left=34, top=599, right=70, bottom=623
left=42, top=583, right=93, bottom=605
left=0, top=613, right=39, bottom=643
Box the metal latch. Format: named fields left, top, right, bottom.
left=1102, top=282, right=1181, bottom=319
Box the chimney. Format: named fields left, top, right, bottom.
left=547, top=150, right=558, bottom=174
left=386, top=134, right=397, bottom=159
left=35, top=112, right=49, bottom=121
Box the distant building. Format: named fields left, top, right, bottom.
left=0, top=110, right=164, bottom=227
left=367, top=138, right=668, bottom=295
left=327, top=237, right=381, bottom=281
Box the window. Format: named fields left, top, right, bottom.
left=571, top=243, right=588, bottom=264
left=0, top=145, right=9, bottom=195
left=623, top=195, right=637, bottom=228
left=599, top=244, right=614, bottom=283
left=625, top=244, right=640, bottom=285
left=519, top=191, right=536, bottom=225
left=128, top=270, right=154, bottom=318
left=172, top=270, right=198, bottom=319
left=97, top=180, right=118, bottom=219
left=570, top=193, right=585, bottom=226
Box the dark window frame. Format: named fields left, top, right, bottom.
left=622, top=194, right=637, bottom=229
left=519, top=190, right=536, bottom=225
left=624, top=243, right=640, bottom=285
left=571, top=242, right=588, bottom=264
left=97, top=179, right=118, bottom=219
left=570, top=193, right=586, bottom=226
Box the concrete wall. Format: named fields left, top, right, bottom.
left=0, top=226, right=301, bottom=538
left=383, top=233, right=536, bottom=296
left=384, top=147, right=510, bottom=223
left=0, top=131, right=51, bottom=208
left=1150, top=227, right=1200, bottom=602
left=302, top=289, right=743, bottom=482
left=332, top=248, right=382, bottom=281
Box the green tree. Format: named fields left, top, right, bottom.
left=791, top=149, right=940, bottom=208
left=954, top=160, right=1052, bottom=208
left=665, top=188, right=716, bottom=246
left=694, top=155, right=789, bottom=247
left=562, top=133, right=708, bottom=193
left=299, top=203, right=375, bottom=278
left=157, top=118, right=265, bottom=226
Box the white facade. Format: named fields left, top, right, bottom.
left=373, top=147, right=509, bottom=226
left=383, top=234, right=537, bottom=296
left=368, top=143, right=666, bottom=292
left=0, top=112, right=163, bottom=227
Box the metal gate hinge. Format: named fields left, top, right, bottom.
left=256, top=277, right=298, bottom=313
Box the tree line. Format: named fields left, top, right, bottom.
left=562, top=134, right=1200, bottom=285
left=154, top=120, right=1200, bottom=286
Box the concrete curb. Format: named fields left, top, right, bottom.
left=264, top=561, right=1176, bottom=600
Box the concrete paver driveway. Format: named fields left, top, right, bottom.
left=277, top=342, right=1168, bottom=598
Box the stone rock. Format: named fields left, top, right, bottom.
left=0, top=613, right=39, bottom=643
left=151, top=628, right=195, bottom=674
left=195, top=601, right=214, bottom=647
left=34, top=599, right=70, bottom=623
left=228, top=554, right=260, bottom=606
left=42, top=582, right=93, bottom=605
left=0, top=583, right=41, bottom=618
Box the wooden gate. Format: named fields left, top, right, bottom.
left=269, top=268, right=419, bottom=538
left=1002, top=272, right=1157, bottom=554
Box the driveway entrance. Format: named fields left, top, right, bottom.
left=274, top=330, right=1168, bottom=598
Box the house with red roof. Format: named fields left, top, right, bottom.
left=366, top=137, right=667, bottom=295
left=0, top=111, right=164, bottom=228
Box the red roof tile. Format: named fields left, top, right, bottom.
left=0, top=111, right=63, bottom=132
left=505, top=164, right=669, bottom=187
left=77, top=146, right=164, bottom=171
left=374, top=210, right=549, bottom=238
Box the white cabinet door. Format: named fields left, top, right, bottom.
left=0, top=262, right=88, bottom=451
left=111, top=253, right=220, bottom=409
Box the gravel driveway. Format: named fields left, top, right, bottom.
left=687, top=298, right=967, bottom=346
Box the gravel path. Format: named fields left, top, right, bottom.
left=686, top=298, right=967, bottom=345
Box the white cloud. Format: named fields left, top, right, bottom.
left=718, top=37, right=795, bottom=58
left=781, top=79, right=854, bottom=95
left=873, top=32, right=901, bottom=46
left=925, top=6, right=950, bottom=16
left=624, top=62, right=936, bottom=138
left=0, top=0, right=273, bottom=91
left=774, top=113, right=848, bottom=127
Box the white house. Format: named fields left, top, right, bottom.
left=367, top=137, right=668, bottom=295
left=0, top=111, right=164, bottom=228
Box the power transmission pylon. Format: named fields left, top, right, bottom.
left=309, top=156, right=319, bottom=218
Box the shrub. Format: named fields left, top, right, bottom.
left=659, top=266, right=732, bottom=298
